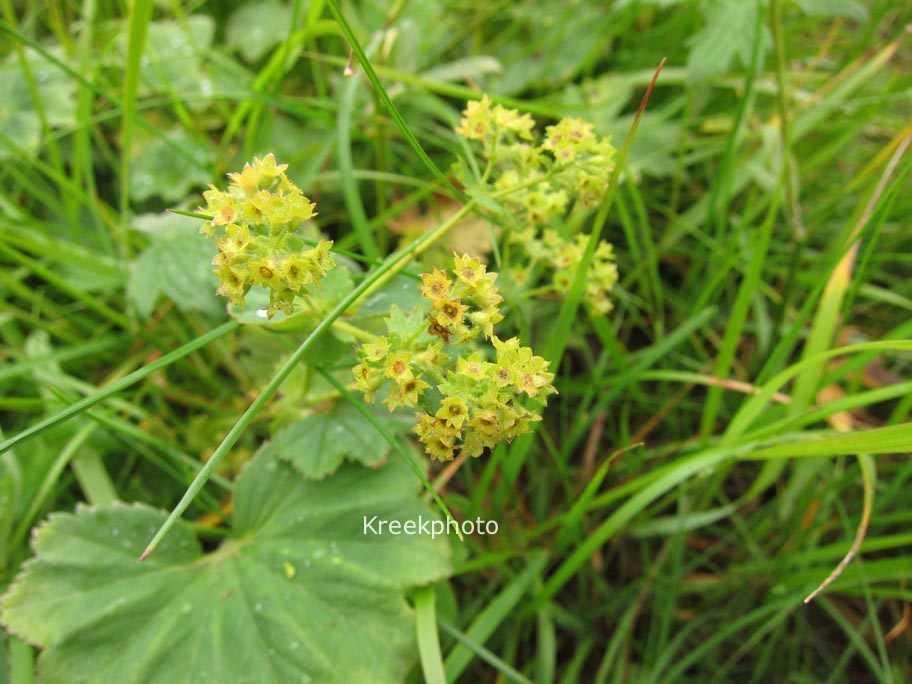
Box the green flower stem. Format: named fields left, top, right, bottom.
left=521, top=285, right=559, bottom=299
left=295, top=294, right=378, bottom=342
left=331, top=318, right=377, bottom=342
left=0, top=321, right=241, bottom=457
left=489, top=170, right=558, bottom=199
left=353, top=200, right=478, bottom=305
left=141, top=198, right=479, bottom=560
left=481, top=137, right=497, bottom=184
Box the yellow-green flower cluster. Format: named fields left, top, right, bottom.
left=454, top=98, right=619, bottom=316
left=454, top=97, right=615, bottom=226
left=352, top=254, right=556, bottom=461
left=422, top=253, right=505, bottom=342
left=511, top=229, right=619, bottom=316
left=454, top=95, right=535, bottom=145
left=414, top=336, right=555, bottom=461
left=198, top=154, right=334, bottom=317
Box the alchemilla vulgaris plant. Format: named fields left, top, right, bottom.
left=0, top=96, right=620, bottom=684
left=3, top=5, right=911, bottom=682
left=195, top=95, right=619, bottom=464
left=3, top=91, right=617, bottom=682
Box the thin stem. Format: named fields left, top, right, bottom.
left=326, top=0, right=465, bottom=202
left=770, top=0, right=802, bottom=237
left=354, top=200, right=478, bottom=304
left=332, top=319, right=377, bottom=341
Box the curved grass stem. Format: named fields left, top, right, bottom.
left=0, top=321, right=241, bottom=457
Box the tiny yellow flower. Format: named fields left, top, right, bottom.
left=384, top=351, right=413, bottom=381
left=420, top=267, right=452, bottom=300
left=362, top=337, right=390, bottom=363
left=436, top=396, right=469, bottom=429
left=456, top=354, right=485, bottom=380
left=247, top=256, right=283, bottom=289
left=432, top=297, right=469, bottom=327
left=453, top=253, right=486, bottom=286
left=200, top=187, right=239, bottom=229
left=385, top=374, right=430, bottom=411
left=455, top=96, right=493, bottom=141
left=353, top=363, right=382, bottom=403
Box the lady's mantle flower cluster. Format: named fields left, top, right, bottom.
left=455, top=97, right=619, bottom=316
left=455, top=95, right=616, bottom=225
left=352, top=254, right=556, bottom=461
left=511, top=230, right=618, bottom=316
left=198, top=154, right=334, bottom=317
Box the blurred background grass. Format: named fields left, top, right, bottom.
left=1, top=0, right=912, bottom=682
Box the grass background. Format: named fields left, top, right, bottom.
left=2, top=0, right=912, bottom=681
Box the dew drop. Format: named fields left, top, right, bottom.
left=254, top=602, right=263, bottom=613
left=256, top=309, right=269, bottom=319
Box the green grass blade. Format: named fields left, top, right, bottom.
left=742, top=424, right=912, bottom=460
left=415, top=586, right=447, bottom=684
left=503, top=61, right=667, bottom=485
left=726, top=340, right=912, bottom=442
left=443, top=552, right=546, bottom=682
left=325, top=0, right=465, bottom=201
left=337, top=37, right=381, bottom=260
left=543, top=59, right=666, bottom=367
left=438, top=620, right=535, bottom=684
left=803, top=453, right=875, bottom=604
left=539, top=445, right=734, bottom=603
left=0, top=321, right=240, bottom=456
left=118, top=0, right=154, bottom=260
